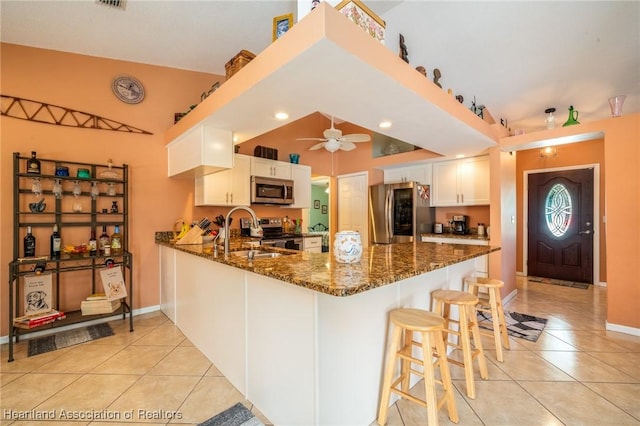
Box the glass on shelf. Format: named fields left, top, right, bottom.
left=31, top=178, right=42, bottom=198
left=72, top=180, right=82, bottom=197
left=52, top=179, right=63, bottom=199
left=106, top=182, right=117, bottom=196
left=90, top=181, right=100, bottom=200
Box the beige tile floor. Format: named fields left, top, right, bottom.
left=2, top=277, right=639, bottom=425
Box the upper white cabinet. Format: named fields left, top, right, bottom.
left=384, top=163, right=432, bottom=185
left=284, top=164, right=312, bottom=209
left=195, top=154, right=251, bottom=206
left=431, top=156, right=490, bottom=206
left=250, top=157, right=291, bottom=179
left=167, top=123, right=233, bottom=178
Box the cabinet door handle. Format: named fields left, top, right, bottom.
left=230, top=193, right=233, bottom=204
left=456, top=194, right=459, bottom=203
left=460, top=193, right=464, bottom=203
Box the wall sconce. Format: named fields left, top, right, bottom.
left=540, top=146, right=557, bottom=158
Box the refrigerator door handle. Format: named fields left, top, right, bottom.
left=386, top=188, right=394, bottom=241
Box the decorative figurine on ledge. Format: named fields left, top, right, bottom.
left=399, top=33, right=409, bottom=63
left=433, top=68, right=442, bottom=88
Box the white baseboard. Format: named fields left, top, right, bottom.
left=516, top=271, right=525, bottom=276
left=503, top=288, right=518, bottom=306
left=0, top=305, right=161, bottom=345
left=596, top=281, right=607, bottom=287
left=606, top=321, right=640, bottom=337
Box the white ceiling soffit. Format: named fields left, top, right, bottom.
left=172, top=3, right=496, bottom=157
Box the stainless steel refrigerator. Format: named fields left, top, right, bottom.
left=369, top=181, right=435, bottom=244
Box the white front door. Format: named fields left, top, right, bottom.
left=337, top=172, right=369, bottom=247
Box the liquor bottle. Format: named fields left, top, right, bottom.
left=33, top=260, right=46, bottom=274
left=26, top=151, right=41, bottom=174
left=50, top=224, right=61, bottom=258
left=98, top=225, right=110, bottom=255
left=24, top=226, right=36, bottom=257
left=88, top=229, right=97, bottom=256
left=110, top=225, right=122, bottom=255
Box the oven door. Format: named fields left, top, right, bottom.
left=285, top=238, right=303, bottom=251
left=260, top=239, right=287, bottom=249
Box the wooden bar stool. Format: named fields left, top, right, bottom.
left=431, top=289, right=488, bottom=399
left=464, top=277, right=511, bottom=362
left=378, top=308, right=458, bottom=426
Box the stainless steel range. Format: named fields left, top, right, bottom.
left=240, top=217, right=303, bottom=250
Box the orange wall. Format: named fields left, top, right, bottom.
left=515, top=139, right=606, bottom=282
left=501, top=114, right=640, bottom=330
left=0, top=43, right=220, bottom=335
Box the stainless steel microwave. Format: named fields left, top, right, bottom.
left=251, top=176, right=294, bottom=205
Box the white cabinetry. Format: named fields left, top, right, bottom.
left=167, top=123, right=233, bottom=178
left=384, top=163, right=432, bottom=185
left=195, top=154, right=250, bottom=206
left=159, top=245, right=177, bottom=323
left=431, top=156, right=489, bottom=206
left=285, top=164, right=312, bottom=209
left=303, top=236, right=322, bottom=253
left=251, top=157, right=291, bottom=179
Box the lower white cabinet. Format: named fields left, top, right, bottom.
left=431, top=156, right=489, bottom=206
left=303, top=235, right=322, bottom=253
left=159, top=245, right=177, bottom=323
left=195, top=154, right=250, bottom=206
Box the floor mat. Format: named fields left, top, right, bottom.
left=198, top=403, right=264, bottom=426
left=478, top=310, right=547, bottom=342
left=528, top=276, right=590, bottom=289
left=27, top=323, right=114, bottom=357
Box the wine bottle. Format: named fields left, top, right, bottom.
left=98, top=225, right=110, bottom=255
left=110, top=225, right=122, bottom=255
left=50, top=224, right=61, bottom=258
left=26, top=151, right=41, bottom=174
left=89, top=229, right=97, bottom=256
left=24, top=226, right=36, bottom=257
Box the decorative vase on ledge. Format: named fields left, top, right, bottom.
left=608, top=95, right=626, bottom=117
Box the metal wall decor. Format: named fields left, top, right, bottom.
left=1, top=95, right=152, bottom=134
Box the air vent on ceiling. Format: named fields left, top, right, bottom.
left=96, top=0, right=126, bottom=10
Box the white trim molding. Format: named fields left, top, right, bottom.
left=606, top=322, right=640, bottom=337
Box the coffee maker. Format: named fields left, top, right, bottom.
left=451, top=215, right=469, bottom=235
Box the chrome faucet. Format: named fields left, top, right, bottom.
left=213, top=206, right=259, bottom=257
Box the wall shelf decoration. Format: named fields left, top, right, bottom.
left=0, top=94, right=153, bottom=134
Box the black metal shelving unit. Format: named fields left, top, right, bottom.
left=7, top=152, right=134, bottom=362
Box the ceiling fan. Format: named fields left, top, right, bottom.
left=297, top=116, right=371, bottom=152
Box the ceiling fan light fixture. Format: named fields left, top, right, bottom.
left=324, top=139, right=341, bottom=152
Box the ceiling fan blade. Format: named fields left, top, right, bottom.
left=296, top=137, right=326, bottom=141
left=323, top=128, right=342, bottom=139
left=309, top=142, right=326, bottom=150
left=340, top=133, right=371, bottom=143
left=339, top=141, right=357, bottom=151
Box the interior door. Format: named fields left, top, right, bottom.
left=527, top=168, right=594, bottom=283
left=337, top=173, right=368, bottom=247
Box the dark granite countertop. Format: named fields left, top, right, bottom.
left=157, top=235, right=500, bottom=297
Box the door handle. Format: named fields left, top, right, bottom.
left=579, top=230, right=591, bottom=235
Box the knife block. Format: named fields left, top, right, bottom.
left=175, top=225, right=204, bottom=245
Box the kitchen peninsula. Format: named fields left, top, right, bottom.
left=158, top=238, right=499, bottom=425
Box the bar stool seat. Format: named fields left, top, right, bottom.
left=378, top=308, right=458, bottom=426
left=465, top=277, right=511, bottom=362
left=431, top=289, right=488, bottom=399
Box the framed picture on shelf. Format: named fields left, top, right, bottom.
left=322, top=205, right=328, bottom=214
left=314, top=200, right=320, bottom=209
left=273, top=13, right=294, bottom=41
left=24, top=273, right=52, bottom=315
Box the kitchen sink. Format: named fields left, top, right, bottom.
left=230, top=249, right=288, bottom=259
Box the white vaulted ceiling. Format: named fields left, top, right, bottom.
left=1, top=0, right=638, bottom=136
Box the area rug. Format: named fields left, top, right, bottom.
left=477, top=311, right=548, bottom=342
left=528, top=276, right=590, bottom=289
left=27, top=323, right=114, bottom=357
left=198, top=403, right=264, bottom=426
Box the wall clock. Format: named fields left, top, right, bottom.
left=112, top=75, right=145, bottom=104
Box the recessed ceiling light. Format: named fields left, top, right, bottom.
left=274, top=112, right=289, bottom=120
left=379, top=120, right=392, bottom=129
left=455, top=154, right=465, bottom=159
